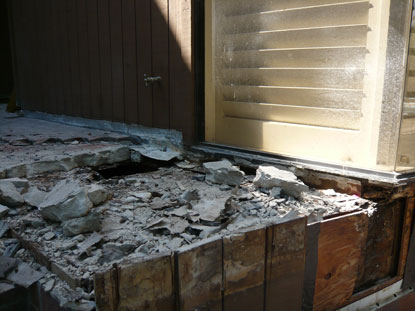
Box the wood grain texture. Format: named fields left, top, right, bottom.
left=94, top=266, right=118, bottom=311
left=117, top=254, right=175, bottom=311
left=313, top=211, right=369, bottom=311
left=265, top=217, right=307, bottom=311
left=355, top=201, right=404, bottom=292
left=403, top=198, right=415, bottom=289
left=398, top=198, right=415, bottom=277
left=302, top=222, right=321, bottom=311
left=176, top=237, right=222, bottom=311
left=223, top=227, right=266, bottom=311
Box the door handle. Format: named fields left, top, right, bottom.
left=144, top=74, right=162, bottom=87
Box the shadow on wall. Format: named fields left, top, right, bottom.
left=8, top=0, right=195, bottom=143
left=1, top=0, right=14, bottom=99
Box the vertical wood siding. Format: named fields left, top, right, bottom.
left=9, top=0, right=195, bottom=143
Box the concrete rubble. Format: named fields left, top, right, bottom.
left=0, top=105, right=378, bottom=310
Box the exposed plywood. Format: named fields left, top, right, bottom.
left=265, top=217, right=307, bottom=311
left=176, top=237, right=222, bottom=311
left=313, top=211, right=369, bottom=311
left=223, top=227, right=266, bottom=310
left=117, top=255, right=175, bottom=311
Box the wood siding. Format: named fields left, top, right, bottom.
left=8, top=0, right=195, bottom=143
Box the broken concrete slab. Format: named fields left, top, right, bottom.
left=132, top=145, right=181, bottom=162
left=87, top=184, right=109, bottom=206
left=6, top=261, right=44, bottom=288
left=62, top=213, right=101, bottom=237
left=0, top=204, right=9, bottom=218
left=3, top=240, right=20, bottom=257
left=130, top=150, right=142, bottom=163
left=0, top=221, right=9, bottom=238
left=0, top=180, right=24, bottom=207
left=0, top=144, right=131, bottom=179
left=253, top=166, right=309, bottom=199
left=181, top=190, right=200, bottom=202
left=23, top=187, right=47, bottom=207
left=203, top=159, right=245, bottom=186
left=39, top=180, right=93, bottom=222
left=78, top=232, right=103, bottom=254
left=6, top=178, right=29, bottom=190
left=21, top=216, right=45, bottom=228
left=0, top=256, right=18, bottom=278
left=192, top=197, right=229, bottom=222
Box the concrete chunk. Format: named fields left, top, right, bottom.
left=0, top=205, right=9, bottom=218
left=23, top=187, right=47, bottom=207
left=62, top=213, right=101, bottom=237
left=203, top=159, right=245, bottom=186
left=0, top=181, right=24, bottom=207
left=87, top=184, right=109, bottom=206
left=253, top=166, right=309, bottom=199
left=7, top=261, right=44, bottom=288
left=39, top=180, right=93, bottom=222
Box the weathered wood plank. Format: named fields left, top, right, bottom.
left=117, top=254, right=175, bottom=311
left=403, top=198, right=415, bottom=289
left=265, top=217, right=307, bottom=311
left=176, top=237, right=222, bottom=311
left=355, top=201, right=404, bottom=292
left=302, top=222, right=321, bottom=311
left=223, top=227, right=266, bottom=311
left=398, top=198, right=415, bottom=277
left=94, top=265, right=118, bottom=311
left=313, top=211, right=369, bottom=311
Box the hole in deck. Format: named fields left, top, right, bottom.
left=95, top=158, right=173, bottom=179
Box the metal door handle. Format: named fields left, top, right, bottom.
left=144, top=74, right=162, bottom=87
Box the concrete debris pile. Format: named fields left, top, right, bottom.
left=0, top=236, right=96, bottom=310
left=0, top=155, right=376, bottom=310
left=1, top=159, right=375, bottom=283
